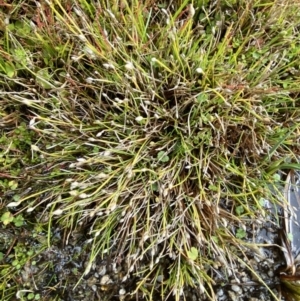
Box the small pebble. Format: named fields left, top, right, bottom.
left=217, top=289, right=224, bottom=296
left=231, top=284, right=242, bottom=294
left=100, top=275, right=112, bottom=285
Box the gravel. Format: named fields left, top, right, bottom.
left=0, top=198, right=289, bottom=301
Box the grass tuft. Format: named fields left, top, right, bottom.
left=1, top=0, right=300, bottom=300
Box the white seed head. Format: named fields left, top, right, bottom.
left=188, top=4, right=195, bottom=17
left=31, top=145, right=40, bottom=151
left=196, top=67, right=204, bottom=74
left=85, top=77, right=94, bottom=84
left=135, top=116, right=144, bottom=122
left=30, top=21, right=36, bottom=29
left=125, top=61, right=134, bottom=70
left=103, top=63, right=115, bottom=70
left=52, top=209, right=63, bottom=216
left=69, top=190, right=79, bottom=196
left=95, top=172, right=108, bottom=179
left=161, top=8, right=168, bottom=15
left=103, top=150, right=111, bottom=157
left=7, top=201, right=22, bottom=208
left=71, top=55, right=80, bottom=62
left=74, top=7, right=83, bottom=17
left=106, top=9, right=116, bottom=20
left=78, top=34, right=87, bottom=42
left=79, top=193, right=88, bottom=199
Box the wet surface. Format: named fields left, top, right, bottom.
left=0, top=228, right=15, bottom=251
left=0, top=213, right=286, bottom=300
left=284, top=171, right=300, bottom=258
left=1, top=172, right=300, bottom=300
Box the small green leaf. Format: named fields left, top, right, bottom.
left=187, top=247, right=198, bottom=261
left=4, top=62, right=15, bottom=78
left=288, top=233, right=293, bottom=241
left=157, top=151, right=169, bottom=163
left=272, top=173, right=281, bottom=182
left=12, top=259, right=19, bottom=266
left=1, top=212, right=14, bottom=225
left=208, top=184, right=218, bottom=191
left=13, top=214, right=24, bottom=227
left=36, top=68, right=53, bottom=89
left=8, top=180, right=18, bottom=190
left=235, top=205, right=244, bottom=216
left=211, top=236, right=219, bottom=244
left=13, top=194, right=21, bottom=202
left=151, top=183, right=159, bottom=192
left=236, top=228, right=246, bottom=239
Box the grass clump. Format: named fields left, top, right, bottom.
left=0, top=0, right=300, bottom=300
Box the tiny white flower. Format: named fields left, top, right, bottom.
left=29, top=117, right=36, bottom=128
left=151, top=57, right=157, bottom=63
left=103, top=63, right=115, bottom=70
left=30, top=21, right=36, bottom=29
left=26, top=207, right=35, bottom=212
left=71, top=55, right=80, bottom=62
left=31, top=145, right=40, bottom=151
left=103, top=150, right=111, bottom=157
left=84, top=46, right=94, bottom=56
left=95, top=172, right=108, bottom=179
left=135, top=116, right=143, bottom=122
left=109, top=203, right=117, bottom=211
left=74, top=7, right=83, bottom=17
left=161, top=8, right=168, bottom=15
left=114, top=97, right=123, bottom=104
left=188, top=4, right=195, bottom=17
left=70, top=181, right=79, bottom=189
left=78, top=34, right=87, bottom=42
left=196, top=67, right=204, bottom=74
left=52, top=209, right=63, bottom=216
left=69, top=190, right=79, bottom=196
left=7, top=201, right=22, bottom=207
left=106, top=10, right=116, bottom=19
left=125, top=61, right=134, bottom=70
left=79, top=193, right=88, bottom=199
left=85, top=77, right=93, bottom=84
left=84, top=262, right=93, bottom=275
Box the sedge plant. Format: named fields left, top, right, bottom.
left=0, top=0, right=300, bottom=300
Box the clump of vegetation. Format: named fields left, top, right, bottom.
left=1, top=0, right=300, bottom=300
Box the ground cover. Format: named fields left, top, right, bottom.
left=0, top=0, right=300, bottom=300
